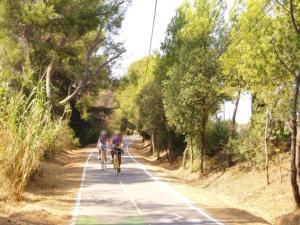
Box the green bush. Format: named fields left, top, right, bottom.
left=228, top=130, right=265, bottom=168
left=205, top=120, right=230, bottom=156
left=225, top=113, right=266, bottom=169
left=51, top=122, right=80, bottom=153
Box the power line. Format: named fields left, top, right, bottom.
left=144, top=0, right=158, bottom=81
left=228, top=2, right=270, bottom=43
left=230, top=3, right=275, bottom=47
left=227, top=1, right=275, bottom=47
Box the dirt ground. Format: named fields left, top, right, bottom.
left=0, top=147, right=93, bottom=225
left=128, top=140, right=298, bottom=225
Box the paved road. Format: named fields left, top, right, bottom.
left=70, top=136, right=224, bottom=225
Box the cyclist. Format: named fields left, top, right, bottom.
left=97, top=130, right=109, bottom=167
left=111, top=130, right=124, bottom=173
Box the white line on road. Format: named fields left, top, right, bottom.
left=120, top=142, right=144, bottom=217
left=126, top=139, right=225, bottom=225
left=69, top=138, right=224, bottom=225
left=69, top=149, right=95, bottom=225
left=119, top=181, right=143, bottom=216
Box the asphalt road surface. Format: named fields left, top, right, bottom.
left=70, top=136, right=224, bottom=225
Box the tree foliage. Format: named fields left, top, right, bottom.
left=0, top=0, right=128, bottom=197
left=115, top=0, right=300, bottom=207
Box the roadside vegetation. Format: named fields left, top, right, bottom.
left=0, top=0, right=128, bottom=199
left=114, top=0, right=300, bottom=212
left=0, top=0, right=300, bottom=223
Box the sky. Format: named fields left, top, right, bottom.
left=114, top=0, right=187, bottom=76
left=114, top=0, right=251, bottom=124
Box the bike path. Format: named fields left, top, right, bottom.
left=70, top=136, right=224, bottom=225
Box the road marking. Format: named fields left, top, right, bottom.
left=69, top=137, right=223, bottom=225
left=120, top=141, right=144, bottom=217
left=119, top=180, right=143, bottom=216
left=69, top=149, right=95, bottom=225
left=159, top=218, right=173, bottom=223
left=187, top=218, right=203, bottom=223
left=126, top=138, right=225, bottom=225
left=169, top=212, right=184, bottom=221
left=121, top=141, right=152, bottom=225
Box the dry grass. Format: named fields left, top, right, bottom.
left=0, top=84, right=77, bottom=199
left=0, top=147, right=92, bottom=225
left=129, top=140, right=297, bottom=225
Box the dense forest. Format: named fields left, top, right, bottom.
left=0, top=0, right=300, bottom=213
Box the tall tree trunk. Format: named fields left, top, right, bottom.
left=182, top=147, right=188, bottom=169
left=45, top=61, right=53, bottom=100
left=290, top=73, right=300, bottom=208
left=167, top=130, right=174, bottom=163
left=251, top=92, right=256, bottom=123
left=231, top=90, right=240, bottom=132
left=190, top=137, right=194, bottom=172
left=289, top=0, right=300, bottom=208
left=151, top=132, right=156, bottom=156
left=199, top=118, right=207, bottom=176
left=149, top=133, right=154, bottom=154
left=264, top=109, right=270, bottom=185
left=166, top=134, right=171, bottom=162
left=228, top=90, right=241, bottom=167
left=152, top=132, right=160, bottom=160
left=200, top=130, right=205, bottom=175
left=296, top=124, right=300, bottom=180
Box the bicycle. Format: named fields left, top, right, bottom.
left=99, top=145, right=107, bottom=171
left=100, top=150, right=106, bottom=171
left=113, top=149, right=122, bottom=175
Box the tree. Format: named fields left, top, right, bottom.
left=222, top=0, right=300, bottom=204
left=154, top=8, right=187, bottom=161
left=0, top=0, right=129, bottom=195
left=163, top=0, right=226, bottom=175
left=0, top=0, right=127, bottom=106
left=136, top=78, right=168, bottom=159
left=114, top=57, right=150, bottom=130
left=285, top=0, right=300, bottom=208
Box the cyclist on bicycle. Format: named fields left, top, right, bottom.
left=111, top=130, right=124, bottom=173
left=97, top=130, right=109, bottom=167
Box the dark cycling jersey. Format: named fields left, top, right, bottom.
left=111, top=135, right=123, bottom=150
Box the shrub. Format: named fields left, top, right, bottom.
left=226, top=121, right=266, bottom=169
left=205, top=120, right=230, bottom=156
left=0, top=79, right=76, bottom=199
left=50, top=122, right=80, bottom=154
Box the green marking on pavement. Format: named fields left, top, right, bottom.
left=77, top=216, right=145, bottom=225
left=77, top=216, right=103, bottom=225
left=120, top=216, right=145, bottom=224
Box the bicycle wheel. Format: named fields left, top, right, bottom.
left=101, top=153, right=105, bottom=171
left=100, top=149, right=106, bottom=171
left=114, top=154, right=119, bottom=175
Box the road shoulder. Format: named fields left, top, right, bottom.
left=128, top=140, right=270, bottom=225
left=0, top=147, right=93, bottom=225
